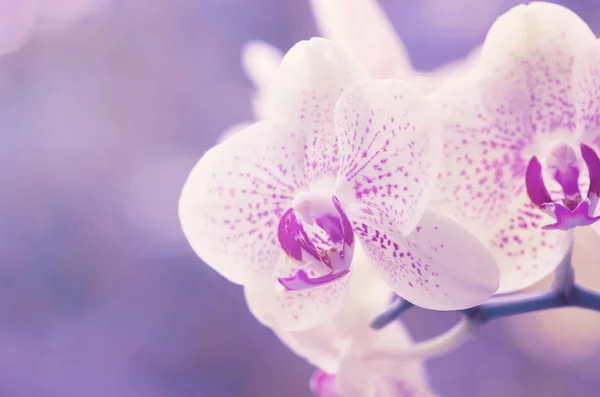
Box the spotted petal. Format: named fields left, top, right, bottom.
left=246, top=251, right=392, bottom=365
left=179, top=121, right=306, bottom=285
left=353, top=209, right=499, bottom=310
left=333, top=79, right=441, bottom=236
left=431, top=79, right=533, bottom=233
left=272, top=37, right=369, bottom=183
left=244, top=265, right=352, bottom=331
left=480, top=2, right=596, bottom=138
left=308, top=0, right=411, bottom=79
left=487, top=192, right=573, bottom=293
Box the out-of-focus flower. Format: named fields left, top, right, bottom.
left=0, top=0, right=109, bottom=55
left=35, top=0, right=110, bottom=30
left=246, top=255, right=436, bottom=397
left=431, top=2, right=600, bottom=293
left=180, top=38, right=499, bottom=330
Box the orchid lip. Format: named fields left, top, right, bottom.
left=525, top=144, right=600, bottom=230
left=277, top=194, right=355, bottom=291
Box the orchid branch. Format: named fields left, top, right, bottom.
left=371, top=246, right=600, bottom=359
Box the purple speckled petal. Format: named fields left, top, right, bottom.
left=487, top=192, right=573, bottom=293
left=542, top=200, right=600, bottom=230
left=310, top=370, right=341, bottom=397
left=351, top=208, right=499, bottom=310
left=431, top=79, right=531, bottom=233
left=480, top=3, right=595, bottom=137
left=308, top=0, right=411, bottom=79
left=259, top=267, right=352, bottom=331
left=179, top=121, right=306, bottom=285
left=525, top=156, right=553, bottom=207
left=334, top=79, right=441, bottom=236
left=279, top=269, right=350, bottom=291
left=581, top=143, right=600, bottom=200
left=272, top=38, right=369, bottom=183
left=573, top=42, right=600, bottom=146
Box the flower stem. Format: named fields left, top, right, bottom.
left=370, top=298, right=414, bottom=329
left=463, top=290, right=569, bottom=324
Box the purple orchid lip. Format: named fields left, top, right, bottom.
left=525, top=144, right=600, bottom=230
left=278, top=269, right=351, bottom=291
left=276, top=195, right=354, bottom=291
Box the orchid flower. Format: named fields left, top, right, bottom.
left=179, top=38, right=499, bottom=331
left=431, top=2, right=600, bottom=293
left=246, top=255, right=437, bottom=397
left=236, top=0, right=480, bottom=127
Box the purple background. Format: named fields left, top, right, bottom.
left=3, top=1, right=600, bottom=396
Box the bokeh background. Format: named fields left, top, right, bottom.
left=4, top=1, right=600, bottom=396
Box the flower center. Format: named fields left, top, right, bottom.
left=525, top=143, right=600, bottom=230
left=277, top=193, right=354, bottom=291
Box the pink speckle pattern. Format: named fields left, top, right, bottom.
left=433, top=3, right=597, bottom=292
left=574, top=44, right=600, bottom=150
left=481, top=3, right=596, bottom=137
left=335, top=80, right=440, bottom=235
left=273, top=38, right=369, bottom=183
left=353, top=209, right=499, bottom=310
left=179, top=121, right=307, bottom=284
left=433, top=81, right=531, bottom=232
left=487, top=194, right=572, bottom=293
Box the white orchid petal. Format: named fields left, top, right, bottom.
left=247, top=271, right=352, bottom=332
left=430, top=79, right=532, bottom=233
left=488, top=193, right=573, bottom=293
left=480, top=2, right=596, bottom=137
left=334, top=79, right=441, bottom=235
left=336, top=323, right=434, bottom=397
left=573, top=41, right=600, bottom=151
left=308, top=0, right=411, bottom=79
left=179, top=121, right=305, bottom=285
left=354, top=208, right=499, bottom=310
left=273, top=37, right=369, bottom=183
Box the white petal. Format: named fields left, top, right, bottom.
left=245, top=271, right=352, bottom=332
left=246, top=280, right=346, bottom=372
left=334, top=79, right=441, bottom=236
left=480, top=2, right=595, bottom=138
left=487, top=192, right=573, bottom=293
left=273, top=38, right=369, bottom=183
left=430, top=79, right=531, bottom=233
left=353, top=208, right=499, bottom=310
left=336, top=322, right=434, bottom=397
left=573, top=41, right=600, bottom=148
left=241, top=41, right=283, bottom=120
left=179, top=121, right=306, bottom=285
left=308, top=0, right=412, bottom=78
left=246, top=250, right=393, bottom=372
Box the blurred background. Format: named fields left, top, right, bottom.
left=4, top=0, right=600, bottom=396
